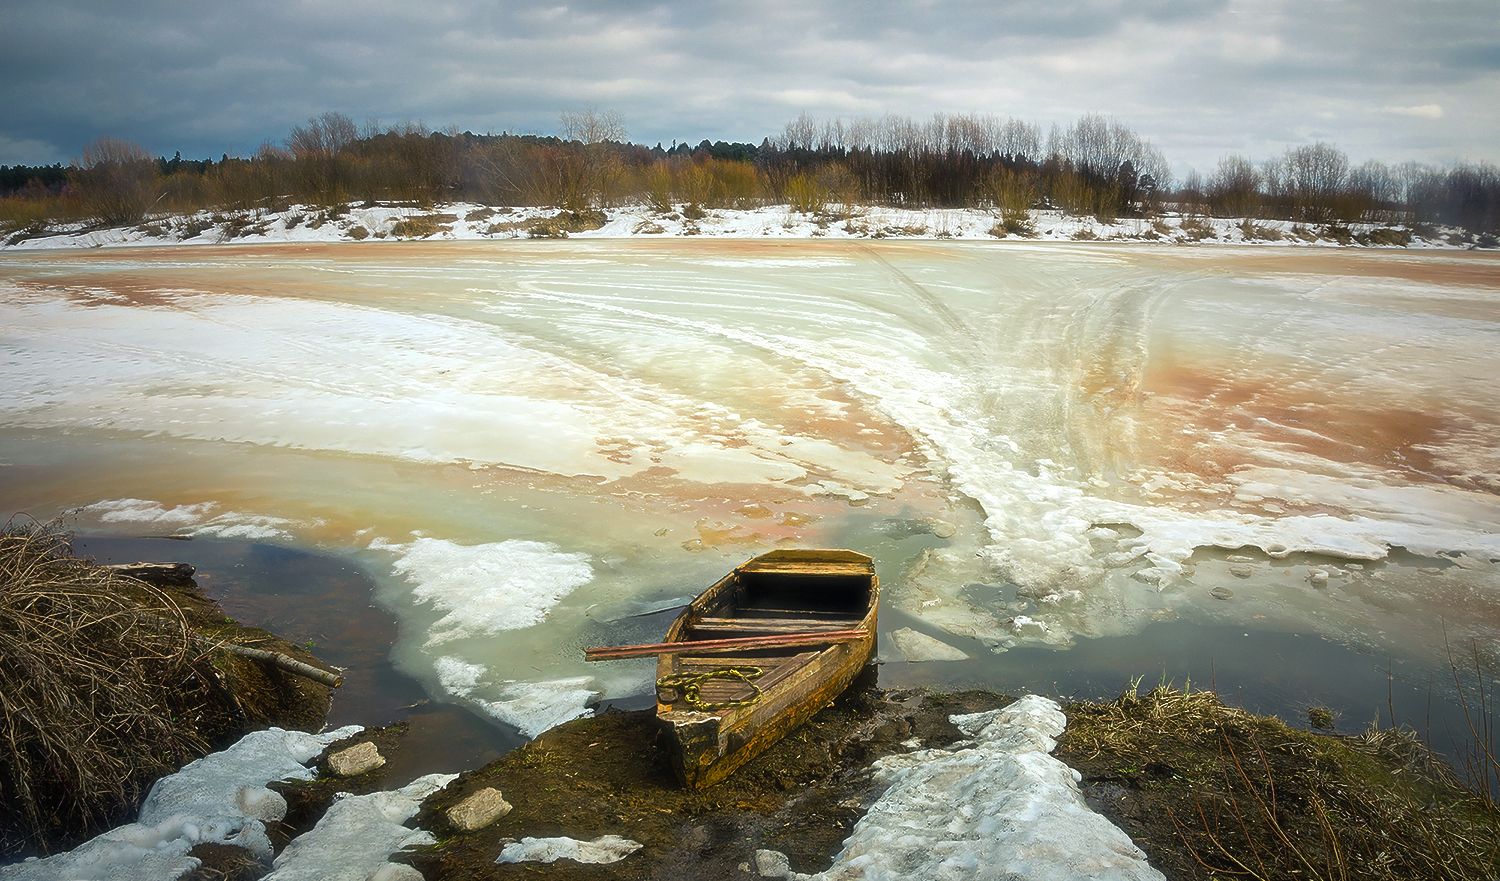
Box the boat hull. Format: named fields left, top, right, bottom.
left=656, top=549, right=878, bottom=789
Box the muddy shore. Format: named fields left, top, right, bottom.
left=273, top=677, right=1500, bottom=881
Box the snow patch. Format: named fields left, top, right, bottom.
left=496, top=835, right=643, bottom=865
left=784, top=695, right=1163, bottom=881
left=0, top=726, right=360, bottom=881
left=263, top=773, right=456, bottom=881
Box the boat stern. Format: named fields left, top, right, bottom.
left=660, top=709, right=727, bottom=788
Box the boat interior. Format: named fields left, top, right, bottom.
left=666, top=569, right=874, bottom=707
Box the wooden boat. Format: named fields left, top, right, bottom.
left=652, top=549, right=878, bottom=788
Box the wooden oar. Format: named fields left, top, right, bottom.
left=584, top=628, right=868, bottom=661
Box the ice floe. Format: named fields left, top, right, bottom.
left=889, top=627, right=970, bottom=662
left=78, top=498, right=303, bottom=541
left=371, top=537, right=594, bottom=644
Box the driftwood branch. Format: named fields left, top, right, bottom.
left=584, top=629, right=868, bottom=661
left=103, top=561, right=196, bottom=586
left=222, top=644, right=344, bottom=688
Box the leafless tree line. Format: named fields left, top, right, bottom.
left=2, top=111, right=1496, bottom=236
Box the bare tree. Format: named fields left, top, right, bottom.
left=287, top=112, right=358, bottom=204
left=1282, top=142, right=1349, bottom=222
left=72, top=137, right=157, bottom=224
left=1207, top=155, right=1260, bottom=217
left=557, top=109, right=627, bottom=211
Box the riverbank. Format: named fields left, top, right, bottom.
left=2, top=201, right=1492, bottom=251
left=270, top=680, right=1499, bottom=881
left=0, top=523, right=339, bottom=857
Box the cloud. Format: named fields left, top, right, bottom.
left=1382, top=104, right=1444, bottom=120
left=0, top=0, right=1495, bottom=170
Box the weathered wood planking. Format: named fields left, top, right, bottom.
left=654, top=548, right=879, bottom=789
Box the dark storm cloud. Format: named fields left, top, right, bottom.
left=0, top=0, right=1495, bottom=171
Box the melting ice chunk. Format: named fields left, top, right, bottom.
left=371, top=537, right=593, bottom=644
left=783, top=696, right=1164, bottom=881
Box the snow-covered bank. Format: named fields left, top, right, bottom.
left=0, top=726, right=360, bottom=881
left=782, top=695, right=1163, bottom=881
left=1, top=201, right=1484, bottom=250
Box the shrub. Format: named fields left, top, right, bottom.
left=1072, top=228, right=1099, bottom=241
left=346, top=225, right=369, bottom=240
left=1321, top=224, right=1354, bottom=245
left=1238, top=219, right=1283, bottom=241
left=557, top=209, right=606, bottom=232
left=0, top=521, right=228, bottom=853
left=527, top=219, right=569, bottom=238
left=1180, top=217, right=1216, bottom=241
left=785, top=173, right=824, bottom=214
left=391, top=214, right=452, bottom=238
left=682, top=203, right=706, bottom=220
left=631, top=220, right=665, bottom=234
left=1357, top=227, right=1412, bottom=247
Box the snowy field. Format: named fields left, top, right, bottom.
left=2, top=239, right=1498, bottom=739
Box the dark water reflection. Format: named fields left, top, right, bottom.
left=878, top=604, right=1479, bottom=766
left=73, top=534, right=1484, bottom=782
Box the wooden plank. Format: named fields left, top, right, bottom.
left=692, top=617, right=856, bottom=634
left=737, top=548, right=874, bottom=574
left=736, top=607, right=856, bottom=618
left=679, top=655, right=797, bottom=668
left=585, top=629, right=867, bottom=661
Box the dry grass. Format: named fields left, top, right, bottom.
left=0, top=519, right=249, bottom=855
left=1061, top=683, right=1500, bottom=881
left=390, top=213, right=455, bottom=239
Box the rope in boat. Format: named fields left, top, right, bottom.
left=656, top=665, right=764, bottom=710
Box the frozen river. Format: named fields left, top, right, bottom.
left=2, top=240, right=1498, bottom=741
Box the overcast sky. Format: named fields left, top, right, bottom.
left=2, top=0, right=1497, bottom=174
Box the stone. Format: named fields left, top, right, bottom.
left=327, top=741, right=385, bottom=777
left=369, top=864, right=424, bottom=881
left=754, top=849, right=790, bottom=877
left=1210, top=586, right=1234, bottom=600
left=1228, top=563, right=1255, bottom=578
left=446, top=787, right=513, bottom=832
left=929, top=519, right=957, bottom=539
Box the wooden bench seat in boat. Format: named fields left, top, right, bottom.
left=689, top=616, right=860, bottom=636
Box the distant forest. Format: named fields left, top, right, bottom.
left=2, top=110, right=1497, bottom=234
